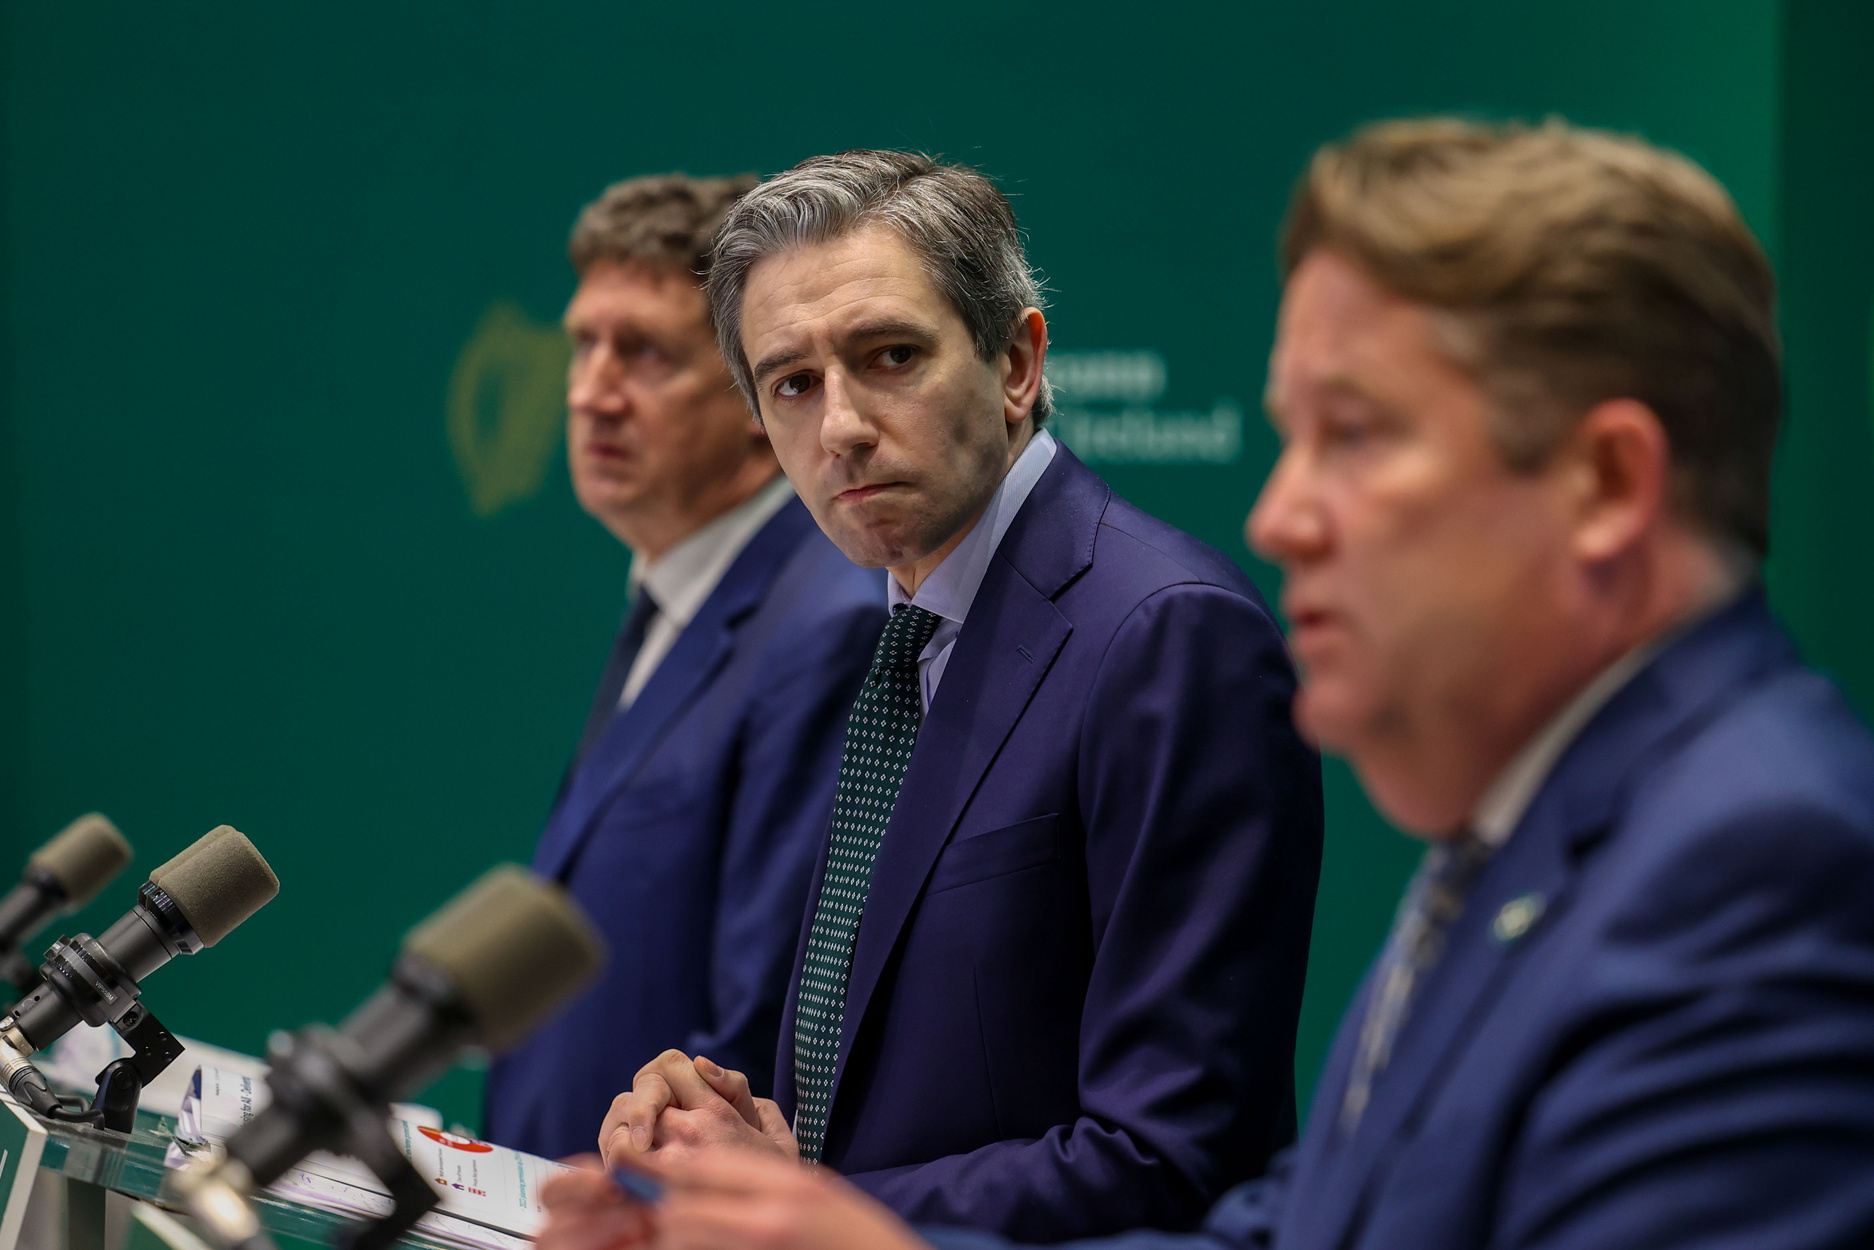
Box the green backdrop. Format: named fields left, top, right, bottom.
left=1, top=0, right=1866, bottom=1132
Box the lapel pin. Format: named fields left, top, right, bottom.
left=1492, top=892, right=1546, bottom=944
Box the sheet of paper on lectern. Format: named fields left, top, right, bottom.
left=171, top=1066, right=566, bottom=1250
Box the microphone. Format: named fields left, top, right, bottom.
left=180, top=865, right=605, bottom=1250
left=0, top=825, right=278, bottom=1123
left=0, top=814, right=133, bottom=997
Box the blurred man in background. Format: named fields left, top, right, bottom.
left=537, top=120, right=1874, bottom=1249
left=591, top=151, right=1323, bottom=1242
left=482, top=174, right=884, bottom=1159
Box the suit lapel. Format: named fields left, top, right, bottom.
left=534, top=501, right=815, bottom=880
left=1299, top=806, right=1581, bottom=1249
left=833, top=565, right=1071, bottom=1081
left=1296, top=591, right=1796, bottom=1250
left=830, top=449, right=1106, bottom=1097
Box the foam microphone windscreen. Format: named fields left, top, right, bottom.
left=148, top=826, right=280, bottom=947
left=401, top=865, right=605, bottom=1052
left=30, top=814, right=132, bottom=907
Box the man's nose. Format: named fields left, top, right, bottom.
left=819, top=370, right=877, bottom=457
left=1247, top=448, right=1330, bottom=566
left=567, top=347, right=628, bottom=417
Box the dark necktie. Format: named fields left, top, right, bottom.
left=791, top=603, right=942, bottom=1162
left=1339, top=831, right=1493, bottom=1133
left=573, top=588, right=659, bottom=769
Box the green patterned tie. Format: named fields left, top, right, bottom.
left=792, top=603, right=942, bottom=1162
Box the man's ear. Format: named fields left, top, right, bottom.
left=1566, top=398, right=1673, bottom=564
left=1001, top=308, right=1048, bottom=427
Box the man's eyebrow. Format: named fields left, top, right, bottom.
left=1267, top=371, right=1376, bottom=414
left=752, top=347, right=810, bottom=384
left=751, top=317, right=939, bottom=384
left=845, top=316, right=937, bottom=345
left=563, top=313, right=648, bottom=338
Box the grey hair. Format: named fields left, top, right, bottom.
left=704, top=150, right=1052, bottom=424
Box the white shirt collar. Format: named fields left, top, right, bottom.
left=887, top=429, right=1058, bottom=623
left=1470, top=591, right=1738, bottom=846
left=629, top=473, right=794, bottom=628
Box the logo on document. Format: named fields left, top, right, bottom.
left=418, top=1125, right=495, bottom=1153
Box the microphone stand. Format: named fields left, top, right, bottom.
left=0, top=933, right=186, bottom=1132
left=91, top=999, right=186, bottom=1131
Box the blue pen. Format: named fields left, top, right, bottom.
left=610, top=1167, right=664, bottom=1204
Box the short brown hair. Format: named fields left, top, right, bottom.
left=1282, top=117, right=1780, bottom=559
left=568, top=172, right=759, bottom=279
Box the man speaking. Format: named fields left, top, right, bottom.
left=539, top=122, right=1874, bottom=1249
left=482, top=174, right=884, bottom=1159
left=598, top=152, right=1325, bottom=1241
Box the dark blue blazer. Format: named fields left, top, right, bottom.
left=774, top=447, right=1325, bottom=1241
left=929, top=591, right=1874, bottom=1250
left=485, top=498, right=884, bottom=1160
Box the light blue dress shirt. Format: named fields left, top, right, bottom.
left=886, top=429, right=1058, bottom=712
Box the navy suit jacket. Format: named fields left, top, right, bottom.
left=775, top=447, right=1325, bottom=1241
left=485, top=498, right=884, bottom=1159
left=930, top=591, right=1874, bottom=1250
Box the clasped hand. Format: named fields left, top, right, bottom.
left=600, top=1050, right=798, bottom=1166
left=541, top=1051, right=928, bottom=1250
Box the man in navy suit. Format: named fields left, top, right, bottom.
left=482, top=174, right=884, bottom=1159
left=536, top=122, right=1874, bottom=1248
left=583, top=151, right=1325, bottom=1241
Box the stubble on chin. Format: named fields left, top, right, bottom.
left=822, top=516, right=921, bottom=570
left=814, top=499, right=940, bottom=571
